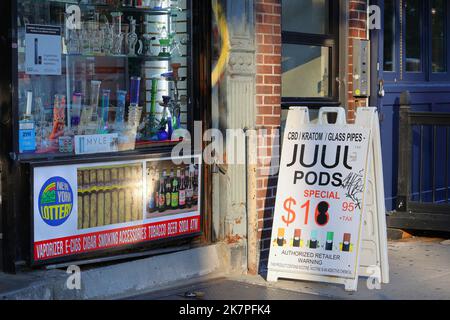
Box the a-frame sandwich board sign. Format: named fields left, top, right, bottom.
left=267, top=106, right=389, bottom=291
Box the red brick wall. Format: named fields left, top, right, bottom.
left=255, top=0, right=282, bottom=269
left=348, top=0, right=368, bottom=122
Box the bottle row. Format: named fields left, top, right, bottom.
left=146, top=164, right=199, bottom=214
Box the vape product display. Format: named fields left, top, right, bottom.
left=19, top=91, right=36, bottom=153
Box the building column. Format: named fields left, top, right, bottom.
left=213, top=0, right=257, bottom=272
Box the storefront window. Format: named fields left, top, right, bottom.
left=281, top=0, right=338, bottom=105
left=431, top=0, right=447, bottom=73
left=405, top=0, right=422, bottom=72
left=282, top=44, right=330, bottom=98
left=16, top=0, right=190, bottom=157
left=282, top=0, right=329, bottom=35
left=383, top=0, right=396, bottom=72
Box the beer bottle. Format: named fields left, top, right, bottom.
left=179, top=169, right=186, bottom=209
left=158, top=170, right=167, bottom=212
left=193, top=165, right=199, bottom=205
left=165, top=168, right=173, bottom=208
left=186, top=167, right=193, bottom=208
left=171, top=169, right=180, bottom=210
left=154, top=168, right=160, bottom=212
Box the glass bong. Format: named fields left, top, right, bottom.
left=156, top=24, right=171, bottom=57
left=111, top=11, right=124, bottom=55
left=127, top=16, right=142, bottom=56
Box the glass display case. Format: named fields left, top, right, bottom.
left=0, top=0, right=211, bottom=270
left=16, top=0, right=192, bottom=158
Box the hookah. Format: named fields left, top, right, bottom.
left=161, top=63, right=182, bottom=132
left=143, top=77, right=161, bottom=141
left=156, top=24, right=172, bottom=58
left=158, top=95, right=171, bottom=141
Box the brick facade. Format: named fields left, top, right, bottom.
left=255, top=0, right=282, bottom=269
left=348, top=0, right=369, bottom=122
left=255, top=0, right=369, bottom=270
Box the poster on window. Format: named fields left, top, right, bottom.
left=268, top=125, right=371, bottom=279
left=33, top=155, right=201, bottom=263
left=25, top=24, right=62, bottom=76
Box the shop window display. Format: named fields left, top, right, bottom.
left=16, top=0, right=190, bottom=157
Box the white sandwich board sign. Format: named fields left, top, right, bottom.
left=267, top=107, right=389, bottom=291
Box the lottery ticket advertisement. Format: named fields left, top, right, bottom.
left=32, top=155, right=201, bottom=264
left=268, top=125, right=371, bottom=279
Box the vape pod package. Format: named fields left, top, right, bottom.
left=342, top=233, right=351, bottom=252
left=325, top=232, right=334, bottom=251
left=309, top=230, right=318, bottom=249
left=293, top=229, right=301, bottom=248
left=276, top=228, right=286, bottom=247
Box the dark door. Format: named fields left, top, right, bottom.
left=371, top=0, right=450, bottom=217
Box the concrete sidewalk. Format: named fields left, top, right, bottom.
left=128, top=237, right=450, bottom=300
left=1, top=237, right=449, bottom=300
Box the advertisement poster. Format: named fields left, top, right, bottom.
left=268, top=126, right=371, bottom=279
left=25, top=24, right=62, bottom=75
left=33, top=155, right=201, bottom=263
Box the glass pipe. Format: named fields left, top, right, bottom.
left=111, top=12, right=123, bottom=55
left=90, top=80, right=102, bottom=116
left=71, top=92, right=82, bottom=127
left=116, top=90, right=127, bottom=124
left=49, top=94, right=66, bottom=140
left=100, top=89, right=111, bottom=130
left=127, top=16, right=138, bottom=56
left=130, top=76, right=141, bottom=106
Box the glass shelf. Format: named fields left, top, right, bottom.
left=48, top=1, right=182, bottom=15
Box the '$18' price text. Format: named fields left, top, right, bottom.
left=282, top=197, right=356, bottom=227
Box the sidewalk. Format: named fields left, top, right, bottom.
left=1, top=237, right=449, bottom=300
left=129, top=237, right=450, bottom=300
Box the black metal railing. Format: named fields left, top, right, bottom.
left=397, top=92, right=450, bottom=218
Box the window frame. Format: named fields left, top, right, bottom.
left=281, top=0, right=340, bottom=108
left=383, top=0, right=450, bottom=82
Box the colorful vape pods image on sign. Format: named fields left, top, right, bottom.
left=292, top=229, right=302, bottom=248
left=273, top=228, right=286, bottom=247
left=309, top=230, right=318, bottom=249
left=341, top=233, right=352, bottom=252
left=326, top=232, right=334, bottom=251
